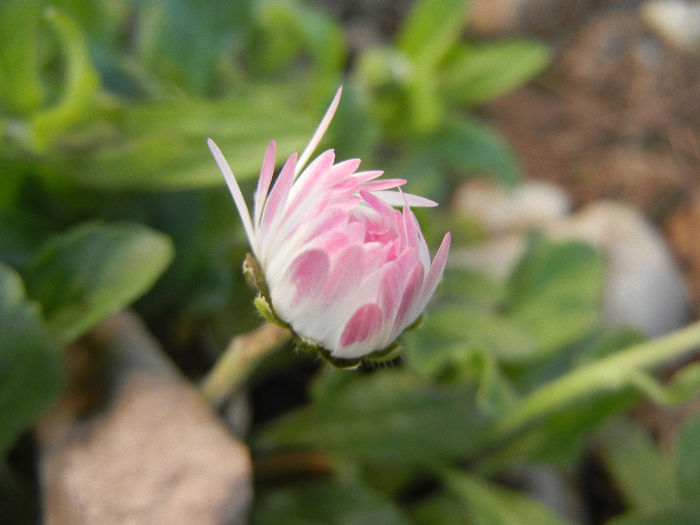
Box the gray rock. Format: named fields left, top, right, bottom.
left=641, top=1, right=700, bottom=53
left=453, top=179, right=570, bottom=235
left=37, top=312, right=252, bottom=525
left=453, top=180, right=691, bottom=336
left=549, top=202, right=691, bottom=336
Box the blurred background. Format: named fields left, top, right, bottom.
left=1, top=0, right=699, bottom=524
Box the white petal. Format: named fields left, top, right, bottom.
left=208, top=139, right=257, bottom=255
left=295, top=87, right=342, bottom=178
left=373, top=190, right=438, bottom=208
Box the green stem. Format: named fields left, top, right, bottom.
left=200, top=323, right=290, bottom=406
left=493, top=320, right=700, bottom=439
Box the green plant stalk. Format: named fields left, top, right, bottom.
left=494, top=321, right=700, bottom=439
left=200, top=323, right=290, bottom=406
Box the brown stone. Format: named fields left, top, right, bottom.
left=37, top=312, right=252, bottom=525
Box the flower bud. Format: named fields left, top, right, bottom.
left=208, top=88, right=450, bottom=366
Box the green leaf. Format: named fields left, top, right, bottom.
left=442, top=471, right=571, bottom=525
left=675, top=412, right=700, bottom=500
left=0, top=0, right=44, bottom=114
left=599, top=419, right=678, bottom=511
left=481, top=393, right=635, bottom=472
left=252, top=1, right=345, bottom=78
left=24, top=222, right=174, bottom=343
left=397, top=0, right=469, bottom=68
left=608, top=504, right=700, bottom=525
left=30, top=7, right=100, bottom=151
left=491, top=322, right=700, bottom=445
left=133, top=0, right=252, bottom=94
left=0, top=208, right=53, bottom=268
left=60, top=92, right=316, bottom=190
left=442, top=40, right=550, bottom=106
left=0, top=263, right=62, bottom=456
left=428, top=118, right=521, bottom=186
left=574, top=328, right=646, bottom=365
left=254, top=370, right=488, bottom=466
left=253, top=478, right=412, bottom=525
left=504, top=237, right=604, bottom=357
left=410, top=492, right=472, bottom=525
left=471, top=350, right=518, bottom=417
left=404, top=306, right=539, bottom=377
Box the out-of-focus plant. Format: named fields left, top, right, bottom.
left=251, top=237, right=700, bottom=525
left=347, top=0, right=549, bottom=197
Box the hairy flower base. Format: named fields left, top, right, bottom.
left=245, top=252, right=407, bottom=369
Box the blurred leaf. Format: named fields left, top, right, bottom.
left=0, top=208, right=53, bottom=268
left=406, top=68, right=443, bottom=133
left=0, top=0, right=44, bottom=114
left=574, top=328, right=646, bottom=365
left=30, top=7, right=100, bottom=151
left=250, top=1, right=345, bottom=79
left=599, top=419, right=678, bottom=511
left=472, top=350, right=518, bottom=417
left=442, top=40, right=550, bottom=107
left=504, top=237, right=604, bottom=357
left=404, top=307, right=539, bottom=377
left=607, top=504, right=700, bottom=525
left=24, top=222, right=173, bottom=343
left=481, top=393, right=635, bottom=473
left=442, top=471, right=571, bottom=525
left=61, top=92, right=315, bottom=190
left=134, top=0, right=253, bottom=94
left=410, top=492, right=471, bottom=525
left=254, top=370, right=487, bottom=466
left=437, top=267, right=507, bottom=309
left=397, top=0, right=469, bottom=68
left=627, top=364, right=700, bottom=407
left=664, top=364, right=700, bottom=406
left=491, top=323, right=700, bottom=451
left=428, top=118, right=521, bottom=186
left=253, top=477, right=412, bottom=525
left=675, top=412, right=700, bottom=500
left=0, top=263, right=62, bottom=456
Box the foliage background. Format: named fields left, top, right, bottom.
left=1, top=0, right=699, bottom=524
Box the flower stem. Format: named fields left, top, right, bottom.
left=493, top=320, right=700, bottom=440
left=201, top=323, right=291, bottom=406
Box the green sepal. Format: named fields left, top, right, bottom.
left=364, top=340, right=403, bottom=363
left=254, top=295, right=288, bottom=329
left=243, top=253, right=270, bottom=299
left=245, top=253, right=288, bottom=328
left=292, top=333, right=360, bottom=369
left=404, top=314, right=424, bottom=333
left=317, top=349, right=362, bottom=370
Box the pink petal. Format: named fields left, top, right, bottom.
left=261, top=153, right=297, bottom=233
left=254, top=140, right=277, bottom=228
left=286, top=150, right=336, bottom=212
left=340, top=303, right=384, bottom=347
left=379, top=263, right=403, bottom=320
left=417, top=232, right=451, bottom=311
left=295, top=87, right=342, bottom=178
left=287, top=249, right=330, bottom=306
left=361, top=178, right=407, bottom=192
left=352, top=170, right=384, bottom=183
left=402, top=205, right=420, bottom=252
left=360, top=191, right=397, bottom=218
left=396, top=263, right=424, bottom=327
left=321, top=244, right=364, bottom=304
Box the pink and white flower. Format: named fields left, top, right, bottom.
left=208, top=88, right=450, bottom=363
